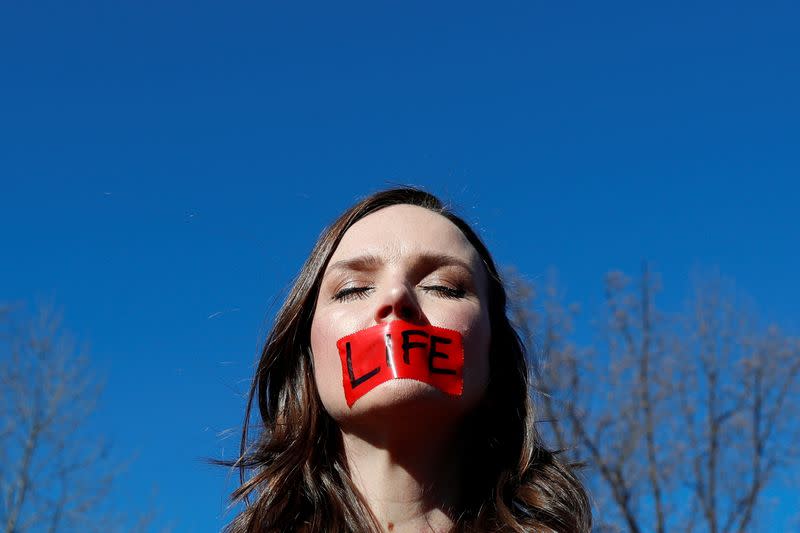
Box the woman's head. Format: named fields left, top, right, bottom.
left=222, top=187, right=591, bottom=532
left=310, top=202, right=492, bottom=425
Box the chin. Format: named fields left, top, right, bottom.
left=335, top=379, right=474, bottom=427
left=362, top=378, right=443, bottom=402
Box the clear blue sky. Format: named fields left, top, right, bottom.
left=1, top=1, right=798, bottom=531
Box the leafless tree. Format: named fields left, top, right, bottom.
left=507, top=265, right=800, bottom=533
left=0, top=303, right=161, bottom=533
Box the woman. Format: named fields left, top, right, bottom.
left=218, top=187, right=591, bottom=532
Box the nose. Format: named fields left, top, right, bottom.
left=373, top=282, right=424, bottom=324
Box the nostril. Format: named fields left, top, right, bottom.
left=377, top=305, right=392, bottom=320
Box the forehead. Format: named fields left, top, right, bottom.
left=329, top=204, right=482, bottom=267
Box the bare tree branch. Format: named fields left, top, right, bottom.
left=506, top=266, right=800, bottom=533
left=0, top=302, right=165, bottom=533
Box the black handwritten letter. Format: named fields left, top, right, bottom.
left=429, top=335, right=456, bottom=375
left=401, top=330, right=429, bottom=365
left=346, top=341, right=380, bottom=388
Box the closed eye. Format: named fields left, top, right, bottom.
left=332, top=286, right=374, bottom=302
left=421, top=285, right=467, bottom=300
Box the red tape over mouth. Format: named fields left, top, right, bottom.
left=336, top=320, right=464, bottom=408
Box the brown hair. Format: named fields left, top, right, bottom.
left=215, top=187, right=591, bottom=532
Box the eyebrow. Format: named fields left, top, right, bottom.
left=325, top=252, right=476, bottom=278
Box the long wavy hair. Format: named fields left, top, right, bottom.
left=215, top=187, right=591, bottom=532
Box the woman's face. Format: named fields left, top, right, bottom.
left=310, top=205, right=491, bottom=425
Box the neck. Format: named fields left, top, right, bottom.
left=340, top=413, right=463, bottom=533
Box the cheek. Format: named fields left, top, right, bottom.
left=460, top=309, right=491, bottom=403
left=309, top=308, right=359, bottom=413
